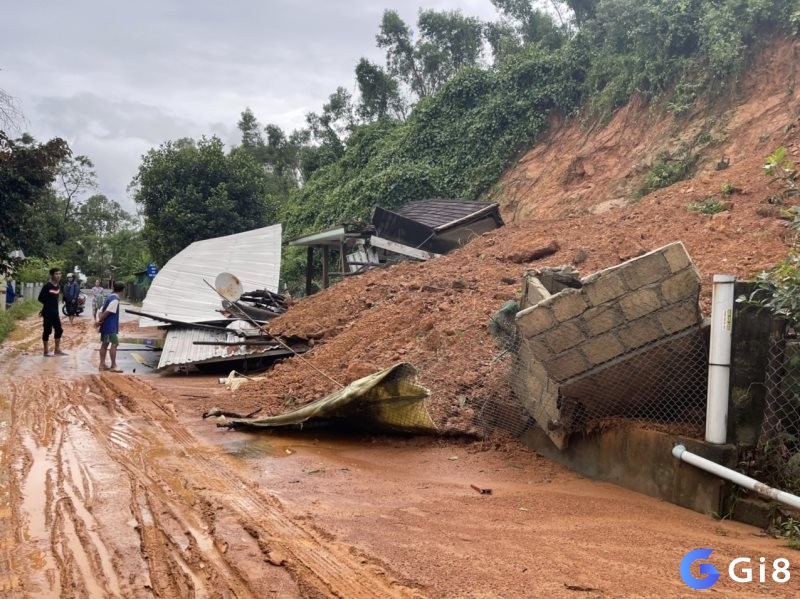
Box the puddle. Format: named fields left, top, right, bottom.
left=118, top=337, right=164, bottom=349
left=221, top=436, right=295, bottom=459
left=20, top=435, right=58, bottom=581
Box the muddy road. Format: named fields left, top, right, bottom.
left=0, top=311, right=795, bottom=598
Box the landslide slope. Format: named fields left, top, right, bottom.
left=227, top=38, right=800, bottom=432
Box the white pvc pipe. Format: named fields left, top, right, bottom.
left=706, top=274, right=735, bottom=444
left=673, top=444, right=800, bottom=510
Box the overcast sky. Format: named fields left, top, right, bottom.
left=2, top=0, right=498, bottom=212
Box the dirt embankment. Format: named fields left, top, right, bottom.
left=2, top=38, right=800, bottom=599
left=220, top=39, right=800, bottom=430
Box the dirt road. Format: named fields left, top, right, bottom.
left=0, top=311, right=795, bottom=598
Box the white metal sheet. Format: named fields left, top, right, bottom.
left=140, top=224, right=282, bottom=326
left=157, top=323, right=279, bottom=369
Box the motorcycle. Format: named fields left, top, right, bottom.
left=62, top=293, right=87, bottom=317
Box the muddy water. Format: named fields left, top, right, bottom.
left=1, top=314, right=798, bottom=598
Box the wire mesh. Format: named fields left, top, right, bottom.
left=755, top=333, right=800, bottom=493
left=476, top=290, right=709, bottom=444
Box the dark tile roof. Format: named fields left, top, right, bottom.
left=395, top=199, right=498, bottom=230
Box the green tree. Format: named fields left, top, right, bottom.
left=489, top=0, right=568, bottom=59
left=237, top=108, right=302, bottom=192
left=131, top=136, right=275, bottom=265
left=65, top=194, right=140, bottom=278
left=55, top=153, right=97, bottom=221
left=376, top=9, right=484, bottom=100
left=301, top=87, right=356, bottom=179
left=106, top=228, right=151, bottom=279
left=0, top=132, right=70, bottom=273
left=355, top=58, right=407, bottom=121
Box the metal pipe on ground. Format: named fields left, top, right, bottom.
left=672, top=444, right=800, bottom=510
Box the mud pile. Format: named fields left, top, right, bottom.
left=224, top=40, right=800, bottom=432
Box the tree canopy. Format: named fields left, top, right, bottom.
left=131, top=136, right=276, bottom=265
left=0, top=132, right=70, bottom=273
left=127, top=0, right=800, bottom=292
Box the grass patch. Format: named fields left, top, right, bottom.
left=638, top=152, right=697, bottom=198
left=0, top=300, right=42, bottom=344
left=688, top=198, right=727, bottom=215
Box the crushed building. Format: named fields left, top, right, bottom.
left=289, top=199, right=504, bottom=294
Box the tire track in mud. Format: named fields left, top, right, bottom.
left=89, top=374, right=425, bottom=598
left=2, top=367, right=425, bottom=598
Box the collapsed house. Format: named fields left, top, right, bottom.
left=136, top=224, right=306, bottom=371
left=289, top=199, right=504, bottom=294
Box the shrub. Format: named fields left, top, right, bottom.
left=688, top=198, right=727, bottom=214
left=0, top=300, right=42, bottom=344
left=738, top=252, right=800, bottom=325
left=639, top=152, right=697, bottom=196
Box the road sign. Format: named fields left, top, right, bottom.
left=147, top=263, right=158, bottom=277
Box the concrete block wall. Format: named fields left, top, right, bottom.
left=513, top=242, right=703, bottom=448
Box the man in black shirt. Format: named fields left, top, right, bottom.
left=38, top=267, right=67, bottom=356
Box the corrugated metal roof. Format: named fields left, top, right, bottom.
left=157, top=324, right=286, bottom=369
left=395, top=200, right=497, bottom=229
left=140, top=224, right=281, bottom=327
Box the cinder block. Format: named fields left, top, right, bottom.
left=582, top=333, right=625, bottom=365
left=546, top=349, right=591, bottom=382
left=516, top=305, right=556, bottom=337
left=583, top=272, right=627, bottom=306
left=619, top=288, right=662, bottom=320
left=516, top=368, right=544, bottom=401
left=552, top=289, right=588, bottom=322
left=662, top=241, right=692, bottom=273
left=621, top=252, right=670, bottom=290
left=524, top=338, right=552, bottom=362
left=657, top=301, right=701, bottom=333
left=523, top=276, right=552, bottom=309
left=545, top=322, right=584, bottom=353
left=661, top=267, right=701, bottom=303
left=517, top=336, right=551, bottom=363
left=583, top=305, right=624, bottom=336
left=617, top=318, right=665, bottom=350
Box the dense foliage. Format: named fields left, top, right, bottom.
left=124, top=0, right=800, bottom=288
left=277, top=0, right=799, bottom=252
left=131, top=137, right=276, bottom=265
left=0, top=132, right=70, bottom=273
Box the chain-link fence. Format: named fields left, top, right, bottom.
left=756, top=330, right=800, bottom=493
left=476, top=275, right=710, bottom=446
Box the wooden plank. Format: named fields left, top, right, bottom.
left=369, top=236, right=442, bottom=261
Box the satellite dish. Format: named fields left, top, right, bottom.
left=215, top=272, right=243, bottom=302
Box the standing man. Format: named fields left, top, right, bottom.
left=38, top=267, right=67, bottom=356
left=63, top=273, right=80, bottom=324
left=96, top=281, right=125, bottom=372
left=90, top=279, right=104, bottom=323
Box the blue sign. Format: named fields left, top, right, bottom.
left=147, top=263, right=159, bottom=277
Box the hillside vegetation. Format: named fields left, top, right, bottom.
left=217, top=10, right=800, bottom=432
left=276, top=0, right=800, bottom=284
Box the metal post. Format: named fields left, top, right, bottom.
left=706, top=274, right=735, bottom=444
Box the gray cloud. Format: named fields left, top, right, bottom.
left=1, top=0, right=498, bottom=212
